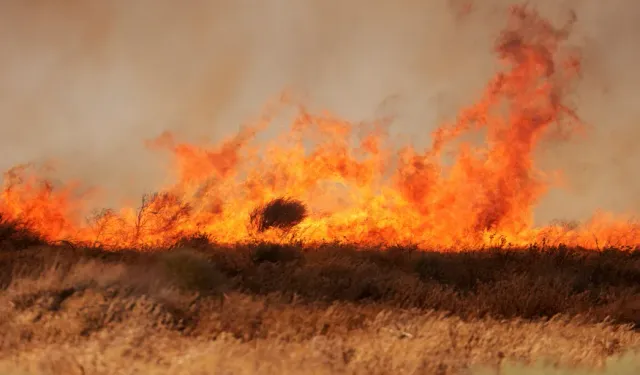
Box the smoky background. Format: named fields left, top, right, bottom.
left=0, top=0, right=638, bottom=225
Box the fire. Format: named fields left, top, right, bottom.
left=1, top=5, right=638, bottom=250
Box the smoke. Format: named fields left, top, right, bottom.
left=0, top=0, right=638, bottom=223
left=534, top=0, right=640, bottom=223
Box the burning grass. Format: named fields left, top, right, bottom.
left=3, top=5, right=640, bottom=250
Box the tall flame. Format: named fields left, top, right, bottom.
left=1, top=5, right=638, bottom=250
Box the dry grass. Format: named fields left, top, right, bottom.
left=0, top=241, right=638, bottom=374
left=474, top=352, right=640, bottom=375
left=3, top=243, right=640, bottom=326
left=2, top=304, right=638, bottom=375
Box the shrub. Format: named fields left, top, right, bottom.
left=0, top=214, right=45, bottom=250
left=249, top=197, right=307, bottom=233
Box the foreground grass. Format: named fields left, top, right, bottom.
left=2, top=306, right=638, bottom=375
left=0, top=243, right=639, bottom=374
left=474, top=352, right=640, bottom=375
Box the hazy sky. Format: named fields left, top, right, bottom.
left=1, top=0, right=639, bottom=224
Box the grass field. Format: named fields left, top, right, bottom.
left=1, top=235, right=639, bottom=374
left=2, top=2, right=639, bottom=374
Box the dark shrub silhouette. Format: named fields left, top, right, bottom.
left=249, top=197, right=307, bottom=232
left=0, top=214, right=45, bottom=250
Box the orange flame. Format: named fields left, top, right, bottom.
left=1, top=5, right=638, bottom=250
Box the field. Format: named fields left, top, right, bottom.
left=1, top=226, right=639, bottom=374
left=2, top=3, right=640, bottom=374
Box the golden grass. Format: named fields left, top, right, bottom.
left=2, top=294, right=639, bottom=375
left=474, top=352, right=640, bottom=375
left=0, top=244, right=639, bottom=374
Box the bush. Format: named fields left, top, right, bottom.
left=0, top=214, right=45, bottom=250
left=249, top=197, right=307, bottom=232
